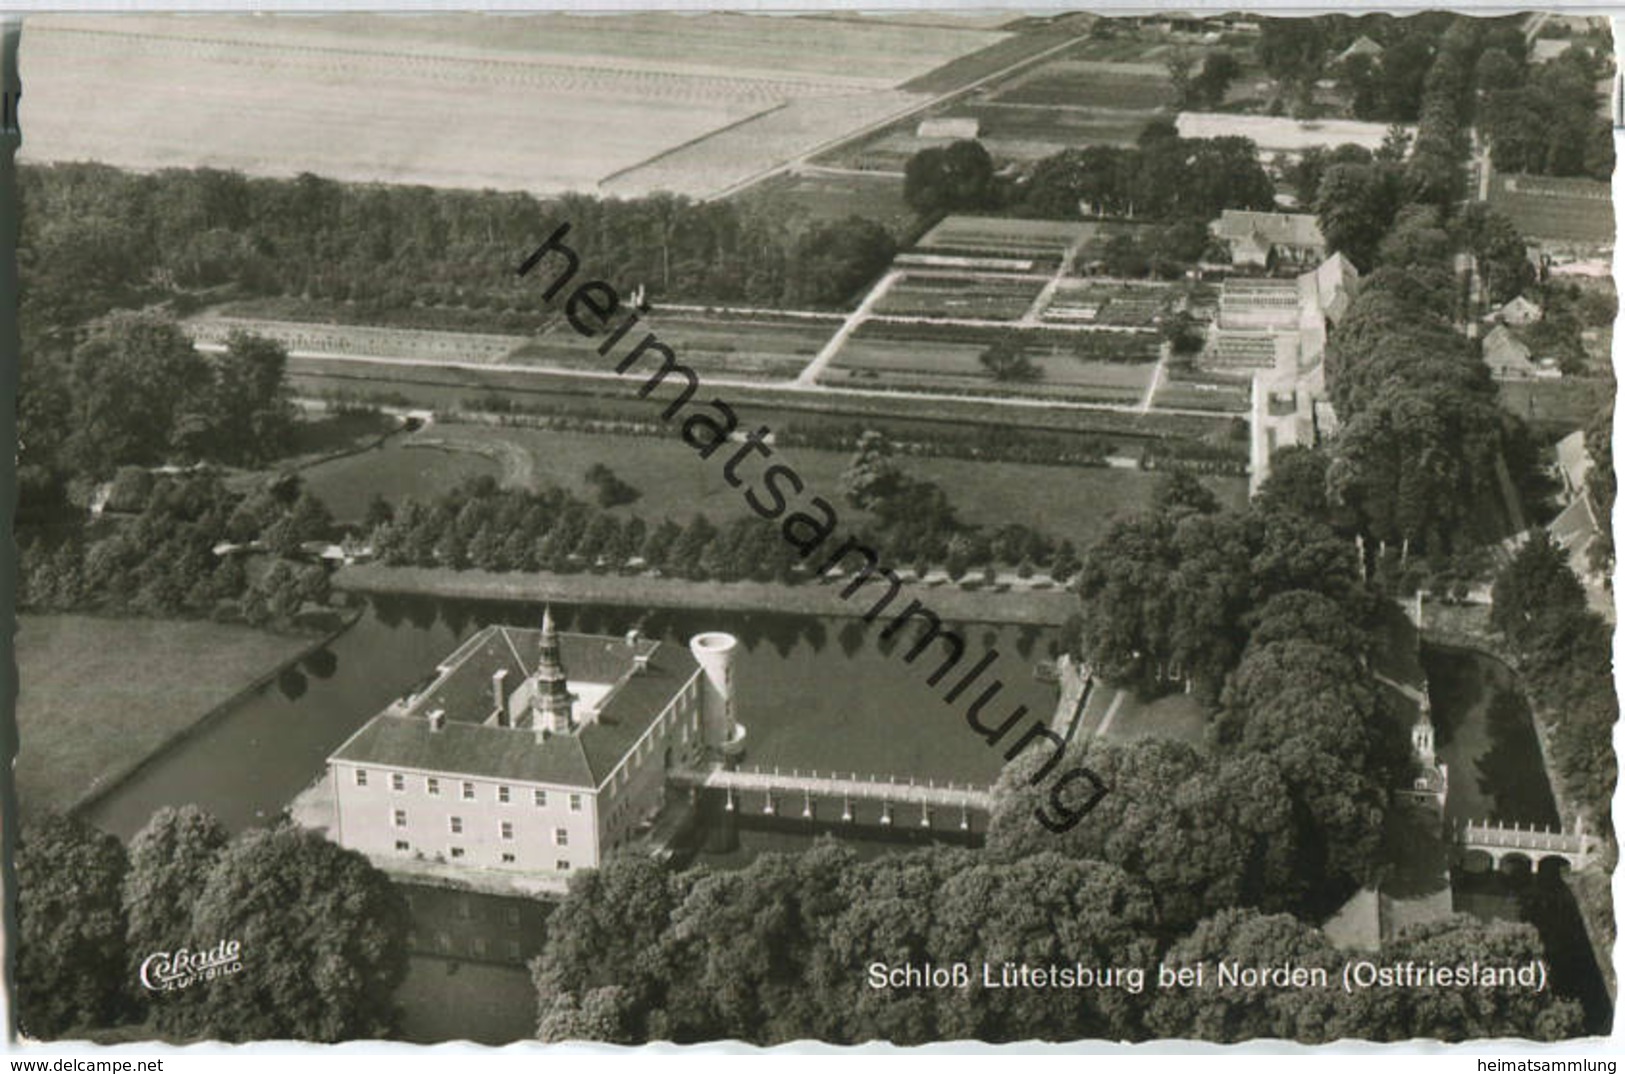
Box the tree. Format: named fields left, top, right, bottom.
left=839, top=430, right=905, bottom=512
left=212, top=332, right=295, bottom=464
left=1335, top=916, right=1584, bottom=1040
left=1147, top=909, right=1343, bottom=1041
left=978, top=335, right=1042, bottom=382
left=1256, top=445, right=1331, bottom=519
left=64, top=313, right=212, bottom=477
left=187, top=825, right=410, bottom=1042
left=902, top=139, right=997, bottom=217
left=1150, top=469, right=1219, bottom=516
left=1458, top=204, right=1535, bottom=306
left=14, top=814, right=131, bottom=1038
left=1315, top=162, right=1401, bottom=271
left=123, top=807, right=231, bottom=1037
left=1490, top=529, right=1587, bottom=651
left=1189, top=51, right=1242, bottom=108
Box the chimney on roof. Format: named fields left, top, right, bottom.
left=633, top=650, right=651, bottom=674
left=626, top=628, right=641, bottom=647
left=428, top=708, right=446, bottom=732
left=492, top=668, right=511, bottom=726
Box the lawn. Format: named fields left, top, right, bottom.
left=309, top=421, right=1239, bottom=548
left=299, top=437, right=503, bottom=521
left=13, top=615, right=313, bottom=818
left=1076, top=681, right=1209, bottom=748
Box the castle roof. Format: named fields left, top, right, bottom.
left=330, top=624, right=700, bottom=789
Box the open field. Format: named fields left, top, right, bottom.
left=508, top=312, right=835, bottom=381
left=872, top=273, right=1047, bottom=320
left=195, top=310, right=834, bottom=383
left=14, top=615, right=314, bottom=818
left=826, top=321, right=1158, bottom=404
left=1043, top=279, right=1182, bottom=326
left=188, top=315, right=527, bottom=365
left=900, top=20, right=1090, bottom=93
left=1497, top=377, right=1614, bottom=433
left=987, top=58, right=1175, bottom=109
left=916, top=215, right=1089, bottom=262
left=1486, top=172, right=1615, bottom=248
left=282, top=352, right=1244, bottom=443
left=20, top=13, right=1003, bottom=195
left=734, top=169, right=916, bottom=237
left=1151, top=373, right=1251, bottom=414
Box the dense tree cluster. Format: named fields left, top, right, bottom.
left=1056, top=475, right=1400, bottom=911
left=21, top=313, right=294, bottom=506
left=530, top=845, right=1579, bottom=1044
left=1481, top=45, right=1614, bottom=181
left=1071, top=471, right=1366, bottom=697
left=20, top=165, right=896, bottom=329
left=19, top=471, right=335, bottom=627
left=1322, top=259, right=1535, bottom=553
left=1490, top=533, right=1618, bottom=832
left=370, top=450, right=1074, bottom=585
left=14, top=809, right=410, bottom=1042
left=902, top=139, right=998, bottom=218
left=1013, top=122, right=1274, bottom=224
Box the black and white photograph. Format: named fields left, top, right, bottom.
left=1, top=5, right=1619, bottom=1051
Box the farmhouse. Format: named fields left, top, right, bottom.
left=1211, top=210, right=1327, bottom=269
left=1492, top=295, right=1543, bottom=326
left=1481, top=324, right=1549, bottom=380
left=1549, top=430, right=1604, bottom=587
left=326, top=608, right=743, bottom=880
left=1336, top=35, right=1384, bottom=64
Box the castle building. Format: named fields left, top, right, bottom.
left=326, top=608, right=742, bottom=876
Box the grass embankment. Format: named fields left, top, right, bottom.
left=14, top=615, right=318, bottom=819
left=336, top=563, right=1078, bottom=626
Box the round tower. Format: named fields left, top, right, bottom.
left=689, top=632, right=745, bottom=759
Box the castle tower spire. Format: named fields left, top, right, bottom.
left=532, top=604, right=575, bottom=736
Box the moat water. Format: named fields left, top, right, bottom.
left=84, top=593, right=1059, bottom=840
left=76, top=597, right=1610, bottom=1040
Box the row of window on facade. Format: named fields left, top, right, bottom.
left=391, top=809, right=574, bottom=844
left=356, top=768, right=583, bottom=811
left=392, top=835, right=572, bottom=872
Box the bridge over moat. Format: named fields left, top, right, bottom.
left=1454, top=818, right=1598, bottom=870
left=669, top=765, right=993, bottom=830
